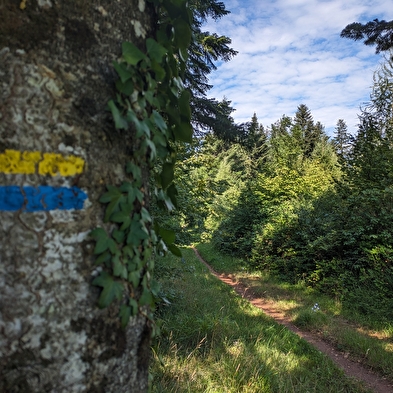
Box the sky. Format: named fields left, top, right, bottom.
left=204, top=0, right=393, bottom=135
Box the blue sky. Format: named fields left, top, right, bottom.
left=204, top=0, right=393, bottom=135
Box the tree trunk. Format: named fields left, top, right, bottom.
left=0, top=1, right=155, bottom=391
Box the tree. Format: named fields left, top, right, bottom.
left=341, top=19, right=393, bottom=53
left=186, top=0, right=238, bottom=134
left=0, top=1, right=183, bottom=392
left=333, top=119, right=352, bottom=163
left=292, top=104, right=324, bottom=158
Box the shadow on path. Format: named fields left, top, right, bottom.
left=193, top=248, right=393, bottom=393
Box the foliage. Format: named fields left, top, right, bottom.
left=151, top=248, right=370, bottom=393
left=91, top=0, right=193, bottom=327
left=195, top=242, right=393, bottom=379
left=186, top=0, right=238, bottom=135
left=341, top=18, right=393, bottom=53
left=332, top=119, right=352, bottom=164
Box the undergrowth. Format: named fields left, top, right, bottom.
left=196, top=242, right=393, bottom=382
left=150, top=247, right=372, bottom=392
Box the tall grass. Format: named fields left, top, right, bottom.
left=196, top=242, right=393, bottom=382
left=150, top=248, right=371, bottom=392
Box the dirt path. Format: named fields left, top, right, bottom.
left=193, top=248, right=393, bottom=393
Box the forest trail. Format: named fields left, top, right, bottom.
left=193, top=248, right=393, bottom=393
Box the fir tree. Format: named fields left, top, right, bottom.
left=341, top=18, right=393, bottom=54
left=333, top=119, right=352, bottom=163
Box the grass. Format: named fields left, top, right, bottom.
left=150, top=247, right=372, bottom=392
left=196, top=242, right=393, bottom=382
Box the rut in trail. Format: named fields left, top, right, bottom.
left=193, top=248, right=393, bottom=393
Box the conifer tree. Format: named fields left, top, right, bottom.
left=341, top=18, right=393, bottom=53
left=292, top=104, right=324, bottom=158
left=333, top=119, right=352, bottom=163
left=187, top=0, right=238, bottom=134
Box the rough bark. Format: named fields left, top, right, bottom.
left=0, top=1, right=155, bottom=391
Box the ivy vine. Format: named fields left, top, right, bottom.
left=90, top=0, right=193, bottom=328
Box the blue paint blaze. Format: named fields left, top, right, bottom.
left=0, top=186, right=88, bottom=212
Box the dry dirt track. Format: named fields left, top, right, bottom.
left=193, top=248, right=393, bottom=393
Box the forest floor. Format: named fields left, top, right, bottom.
left=193, top=248, right=393, bottom=393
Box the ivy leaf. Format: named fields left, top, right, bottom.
left=161, top=162, right=174, bottom=189
left=90, top=228, right=111, bottom=254
left=139, top=286, right=154, bottom=307
left=108, top=100, right=128, bottom=130
left=127, top=220, right=149, bottom=246
left=116, top=79, right=134, bottom=96
left=111, top=211, right=129, bottom=224
left=167, top=183, right=178, bottom=208
left=119, top=304, right=132, bottom=328
left=141, top=207, right=152, bottom=223
left=173, top=121, right=193, bottom=143
left=92, top=271, right=124, bottom=309
left=159, top=227, right=176, bottom=245
left=168, top=243, right=182, bottom=257
left=146, top=38, right=167, bottom=63
left=126, top=162, right=142, bottom=180
left=152, top=110, right=167, bottom=133
left=179, top=89, right=191, bottom=122
left=113, top=61, right=133, bottom=83
left=141, top=139, right=157, bottom=162
left=112, top=253, right=127, bottom=278
left=129, top=298, right=139, bottom=316
left=95, top=250, right=111, bottom=265
left=122, top=41, right=146, bottom=65
left=103, top=191, right=126, bottom=222
left=128, top=271, right=140, bottom=287
left=112, top=229, right=125, bottom=243
left=150, top=60, right=166, bottom=82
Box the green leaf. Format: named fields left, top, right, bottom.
left=92, top=271, right=124, bottom=309
left=141, top=207, right=151, bottom=223
left=152, top=110, right=167, bottom=133
left=129, top=298, right=139, bottom=316
left=167, top=183, right=178, bottom=208
left=108, top=100, right=128, bottom=130
left=139, top=286, right=154, bottom=307
left=113, top=61, right=133, bottom=83
left=146, top=38, right=167, bottom=63
left=159, top=227, right=176, bottom=245
left=119, top=304, right=132, bottom=328
left=128, top=271, right=140, bottom=287
left=161, top=162, right=174, bottom=189
left=112, top=229, right=125, bottom=243
left=173, top=121, right=193, bottom=143
left=116, top=79, right=134, bottom=96
left=105, top=194, right=126, bottom=223
left=150, top=60, right=166, bottom=82
left=90, top=228, right=111, bottom=254
left=112, top=253, right=127, bottom=278
left=126, top=162, right=142, bottom=179
left=127, top=220, right=149, bottom=246
left=168, top=243, right=182, bottom=257
left=95, top=250, right=111, bottom=265
left=179, top=89, right=191, bottom=122
left=122, top=41, right=146, bottom=65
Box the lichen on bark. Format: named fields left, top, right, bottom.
left=0, top=1, right=155, bottom=391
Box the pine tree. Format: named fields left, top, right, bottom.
left=341, top=19, right=393, bottom=53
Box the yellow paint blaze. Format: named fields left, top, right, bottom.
left=0, top=150, right=84, bottom=176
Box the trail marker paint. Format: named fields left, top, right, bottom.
left=0, top=150, right=85, bottom=176
left=0, top=186, right=88, bottom=212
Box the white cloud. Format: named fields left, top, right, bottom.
left=204, top=0, right=393, bottom=135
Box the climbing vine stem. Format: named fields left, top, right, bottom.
left=90, top=0, right=193, bottom=328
